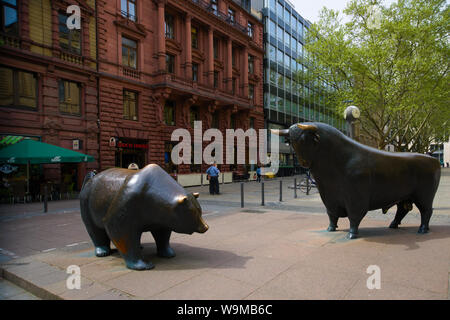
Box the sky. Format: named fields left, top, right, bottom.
left=288, top=0, right=397, bottom=23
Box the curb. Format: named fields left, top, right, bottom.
left=0, top=267, right=62, bottom=300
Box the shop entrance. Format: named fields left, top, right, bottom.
left=115, top=138, right=148, bottom=169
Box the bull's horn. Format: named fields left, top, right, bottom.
left=297, top=124, right=318, bottom=132
left=270, top=129, right=289, bottom=136
left=176, top=195, right=188, bottom=204
left=193, top=192, right=199, bottom=198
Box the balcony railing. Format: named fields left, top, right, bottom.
left=60, top=50, right=83, bottom=65
left=0, top=33, right=20, bottom=48
left=122, top=66, right=140, bottom=79
left=191, top=0, right=250, bottom=36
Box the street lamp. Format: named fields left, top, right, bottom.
left=344, top=105, right=360, bottom=140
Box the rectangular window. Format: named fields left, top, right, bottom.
left=164, top=100, right=175, bottom=126
left=269, top=44, right=276, bottom=61
left=1, top=0, right=18, bottom=35
left=248, top=84, right=254, bottom=101
left=212, top=111, right=219, bottom=129
left=59, top=13, right=81, bottom=54
left=269, top=19, right=276, bottom=35
left=210, top=0, right=218, bottom=15
left=166, top=54, right=175, bottom=73
left=276, top=2, right=283, bottom=19
left=277, top=26, right=283, bottom=41
left=121, top=0, right=137, bottom=21
left=192, top=63, right=198, bottom=82
left=247, top=22, right=254, bottom=38
left=213, top=37, right=219, bottom=59
left=232, top=48, right=236, bottom=67
left=248, top=55, right=254, bottom=74
left=59, top=80, right=81, bottom=116
left=0, top=67, right=37, bottom=109
left=165, top=13, right=174, bottom=39
left=191, top=26, right=198, bottom=49
left=214, top=71, right=219, bottom=88
left=189, top=106, right=199, bottom=128
left=228, top=8, right=235, bottom=24
left=250, top=117, right=255, bottom=129
left=232, top=77, right=236, bottom=95
left=123, top=90, right=138, bottom=121
left=122, top=36, right=137, bottom=69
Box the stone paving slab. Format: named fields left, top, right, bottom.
left=1, top=209, right=449, bottom=300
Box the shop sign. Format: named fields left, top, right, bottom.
left=117, top=142, right=148, bottom=149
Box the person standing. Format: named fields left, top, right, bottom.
left=256, top=166, right=261, bottom=183
left=206, top=162, right=220, bottom=195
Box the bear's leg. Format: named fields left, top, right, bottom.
left=151, top=229, right=175, bottom=258
left=80, top=204, right=111, bottom=257
left=347, top=213, right=366, bottom=240
left=107, top=227, right=154, bottom=271
left=326, top=210, right=339, bottom=232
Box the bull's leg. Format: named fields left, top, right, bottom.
left=414, top=199, right=433, bottom=234
left=326, top=211, right=339, bottom=232
left=106, top=226, right=154, bottom=271
left=389, top=201, right=412, bottom=229
left=80, top=202, right=111, bottom=257
left=151, top=229, right=175, bottom=258
left=418, top=208, right=432, bottom=234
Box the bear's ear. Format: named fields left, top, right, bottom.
left=176, top=195, right=188, bottom=204
left=193, top=192, right=199, bottom=198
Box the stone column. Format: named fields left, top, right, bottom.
left=185, top=14, right=192, bottom=80
left=226, top=38, right=233, bottom=92
left=242, top=46, right=249, bottom=98
left=157, top=0, right=166, bottom=72
left=207, top=27, right=214, bottom=87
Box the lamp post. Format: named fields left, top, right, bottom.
left=344, top=105, right=360, bottom=141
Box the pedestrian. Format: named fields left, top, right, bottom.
left=206, top=162, right=220, bottom=195
left=256, top=166, right=261, bottom=183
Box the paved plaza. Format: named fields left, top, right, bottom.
left=0, top=169, right=449, bottom=300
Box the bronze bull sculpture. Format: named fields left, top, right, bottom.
left=80, top=164, right=209, bottom=270
left=272, top=123, right=441, bottom=239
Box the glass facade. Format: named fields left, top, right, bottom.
left=261, top=0, right=344, bottom=131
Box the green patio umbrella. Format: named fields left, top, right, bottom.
left=0, top=139, right=94, bottom=194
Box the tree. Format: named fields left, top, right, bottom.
left=303, top=0, right=449, bottom=152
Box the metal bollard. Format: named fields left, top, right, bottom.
left=241, top=182, right=244, bottom=208
left=261, top=182, right=265, bottom=206
left=279, top=180, right=283, bottom=202
left=306, top=176, right=310, bottom=196
left=44, top=185, right=48, bottom=213
left=294, top=178, right=297, bottom=198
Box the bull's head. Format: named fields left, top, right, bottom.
left=271, top=123, right=320, bottom=168
left=173, top=193, right=209, bottom=234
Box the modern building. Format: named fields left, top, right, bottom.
left=97, top=0, right=264, bottom=186
left=0, top=0, right=99, bottom=193
left=253, top=0, right=345, bottom=175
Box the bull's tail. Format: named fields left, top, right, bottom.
left=81, top=170, right=97, bottom=191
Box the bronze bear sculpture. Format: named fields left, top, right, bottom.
left=272, top=123, right=441, bottom=239
left=80, top=164, right=209, bottom=270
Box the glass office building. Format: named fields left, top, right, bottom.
left=253, top=0, right=345, bottom=174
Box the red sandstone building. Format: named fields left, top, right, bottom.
left=98, top=0, right=264, bottom=184
left=0, top=0, right=99, bottom=194
left=0, top=0, right=264, bottom=195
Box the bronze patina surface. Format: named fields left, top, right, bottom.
left=272, top=123, right=441, bottom=239
left=79, top=164, right=208, bottom=270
